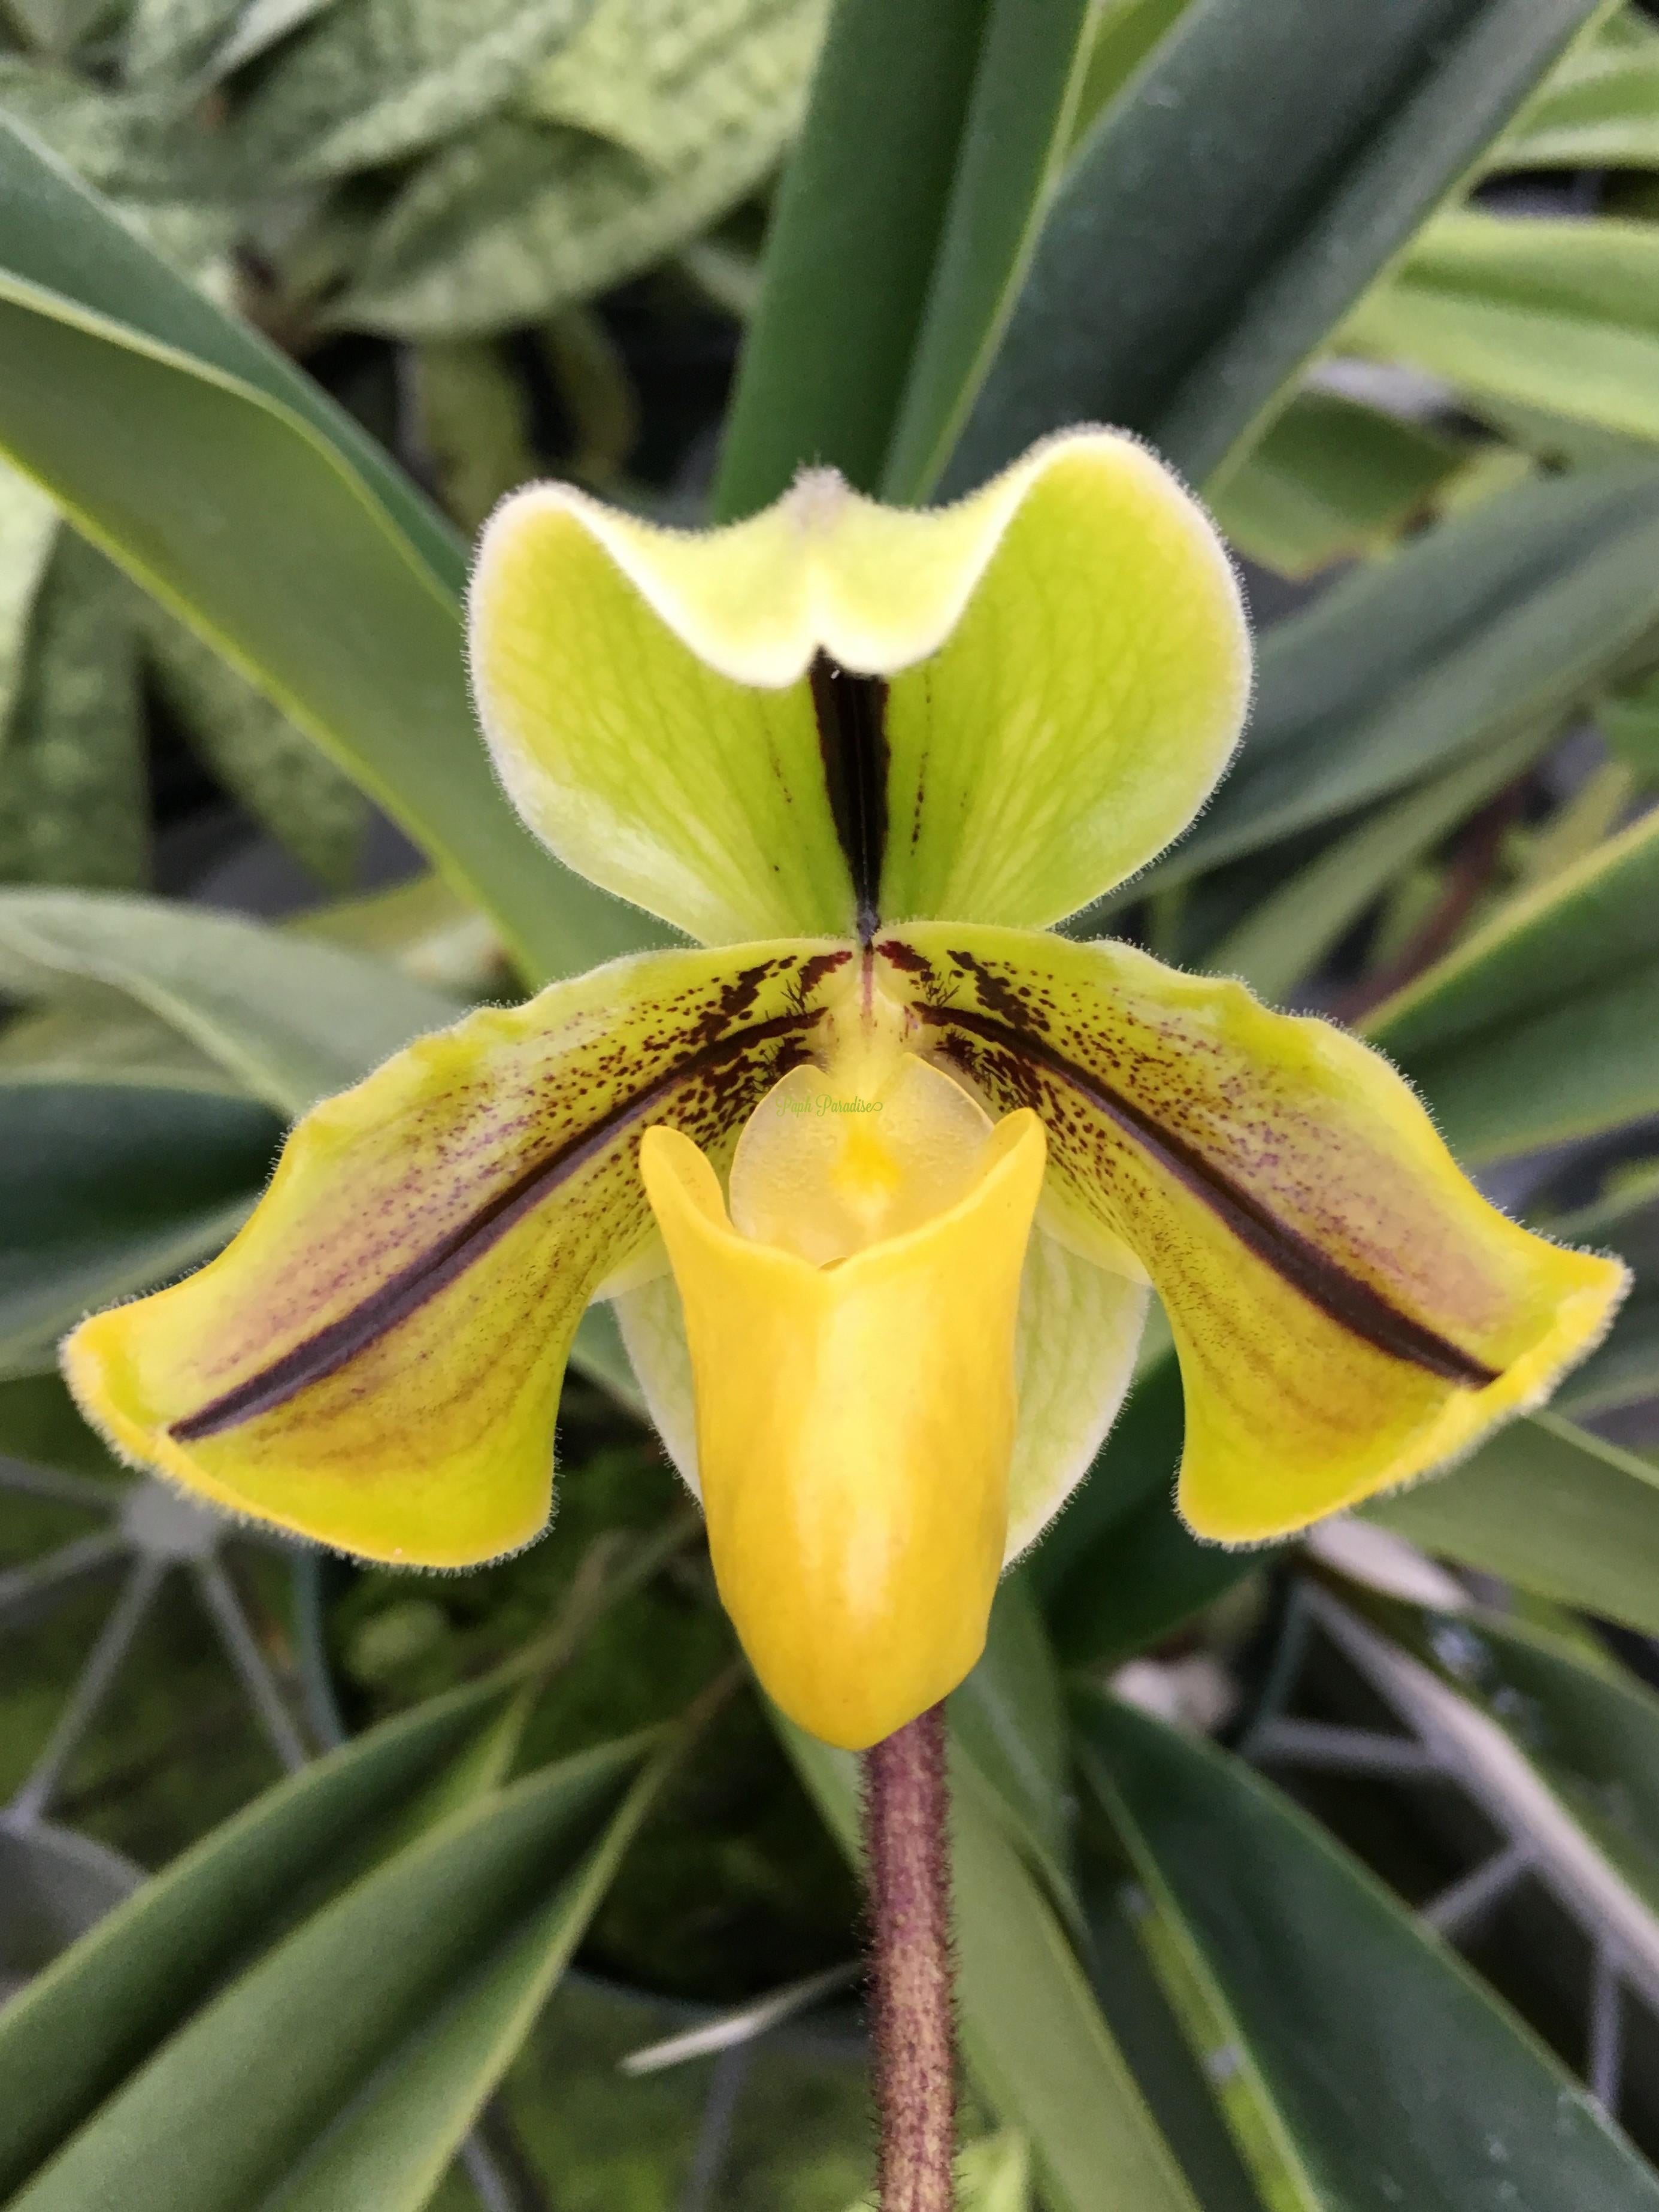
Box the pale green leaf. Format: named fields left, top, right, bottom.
left=1602, top=669, right=1659, bottom=782
left=235, top=0, right=595, bottom=183
left=1211, top=391, right=1464, bottom=579
left=0, top=455, right=59, bottom=737
left=0, top=117, right=656, bottom=978
left=1348, top=211, right=1659, bottom=448
left=1206, top=722, right=1546, bottom=1002
left=1493, top=50, right=1659, bottom=170
left=339, top=0, right=824, bottom=341
left=1364, top=1412, right=1659, bottom=1637
left=204, top=0, right=343, bottom=81
left=0, top=888, right=464, bottom=1116
left=1131, top=467, right=1659, bottom=898
left=1367, top=806, right=1659, bottom=1158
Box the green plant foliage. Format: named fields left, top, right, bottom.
left=1367, top=1414, right=1659, bottom=1636
left=337, top=0, right=827, bottom=338
left=946, top=0, right=1605, bottom=494
left=0, top=531, right=146, bottom=890
left=0, top=1081, right=273, bottom=1378
left=236, top=0, right=597, bottom=183
left=1210, top=391, right=1466, bottom=578
left=0, top=117, right=655, bottom=978
left=1367, top=807, right=1659, bottom=1157
left=713, top=0, right=1090, bottom=514
left=0, top=888, right=465, bottom=1115
left=1496, top=47, right=1659, bottom=168
left=1076, top=1693, right=1659, bottom=2210
left=7, top=1736, right=659, bottom=2210
left=1347, top=211, right=1659, bottom=447
left=1133, top=467, right=1659, bottom=897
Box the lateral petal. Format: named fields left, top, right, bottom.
left=469, top=431, right=1247, bottom=946
left=878, top=925, right=1627, bottom=1544
left=63, top=941, right=851, bottom=1566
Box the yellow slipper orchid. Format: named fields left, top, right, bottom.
left=62, top=429, right=1625, bottom=1751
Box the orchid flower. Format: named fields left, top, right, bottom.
left=63, top=431, right=1624, bottom=1751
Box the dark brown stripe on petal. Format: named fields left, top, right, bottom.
left=172, top=1004, right=822, bottom=1444
left=810, top=653, right=889, bottom=946
left=915, top=1002, right=1500, bottom=1390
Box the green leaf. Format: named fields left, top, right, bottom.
left=876, top=0, right=1092, bottom=502
left=408, top=338, right=536, bottom=535
left=0, top=1671, right=522, bottom=2198
left=0, top=889, right=465, bottom=1117
left=1050, top=1487, right=1266, bottom=1674
left=949, top=1572, right=1078, bottom=1923
left=1132, top=466, right=1659, bottom=897
left=0, top=457, right=60, bottom=736
left=1364, top=1412, right=1659, bottom=1638
left=1206, top=722, right=1546, bottom=1003
left=1366, top=807, right=1659, bottom=1158
left=713, top=0, right=1091, bottom=515
left=1076, top=1691, right=1659, bottom=2211
left=0, top=1080, right=274, bottom=1379
left=124, top=0, right=247, bottom=84
left=1557, top=1288, right=1659, bottom=1418
left=338, top=0, right=826, bottom=340
left=780, top=1716, right=1198, bottom=2212
left=202, top=0, right=342, bottom=81
left=1210, top=391, right=1464, bottom=579
left=949, top=0, right=1603, bottom=494
left=250, top=1751, right=661, bottom=2212
left=7, top=1736, right=653, bottom=2211
left=1495, top=49, right=1659, bottom=169
left=235, top=0, right=594, bottom=183
left=0, top=529, right=146, bottom=891
left=138, top=599, right=370, bottom=891
left=1348, top=211, right=1659, bottom=448
left=0, top=116, right=655, bottom=980
left=1602, top=668, right=1659, bottom=782
left=1410, top=1605, right=1659, bottom=1921
left=0, top=59, right=225, bottom=202
left=713, top=0, right=993, bottom=513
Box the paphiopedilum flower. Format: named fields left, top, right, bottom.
left=64, top=432, right=1624, bottom=1750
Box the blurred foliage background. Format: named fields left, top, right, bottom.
left=7, top=1, right=1659, bottom=2207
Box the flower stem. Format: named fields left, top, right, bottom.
left=862, top=1703, right=956, bottom=2211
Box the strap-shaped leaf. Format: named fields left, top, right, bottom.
left=1076, top=1692, right=1659, bottom=2212
left=1123, top=465, right=1659, bottom=903
left=779, top=1714, right=1199, bottom=2212
left=0, top=1672, right=524, bottom=2199
left=1367, top=808, right=1659, bottom=1158
left=1347, top=211, right=1659, bottom=446
left=8, top=1738, right=653, bottom=2212
left=0, top=1080, right=277, bottom=1381
left=0, top=891, right=465, bottom=1119
left=1366, top=1411, right=1659, bottom=1638
left=714, top=0, right=1091, bottom=515
left=0, top=118, right=653, bottom=981
left=948, top=0, right=1604, bottom=495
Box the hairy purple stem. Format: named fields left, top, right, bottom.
left=862, top=1703, right=956, bottom=2211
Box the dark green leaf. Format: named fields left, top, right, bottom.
left=1364, top=1412, right=1659, bottom=1638
left=0, top=117, right=655, bottom=979
left=0, top=1672, right=525, bottom=2199
left=8, top=1738, right=652, bottom=2211
left=948, top=0, right=1603, bottom=494
left=0, top=1081, right=276, bottom=1379
left=1076, top=1691, right=1659, bottom=2211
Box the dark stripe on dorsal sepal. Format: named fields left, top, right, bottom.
left=904, top=994, right=1500, bottom=1392
left=172, top=1000, right=830, bottom=1444
left=809, top=652, right=889, bottom=946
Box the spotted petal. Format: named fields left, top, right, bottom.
left=63, top=940, right=850, bottom=1565
left=469, top=429, right=1248, bottom=946
left=876, top=924, right=1627, bottom=1544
